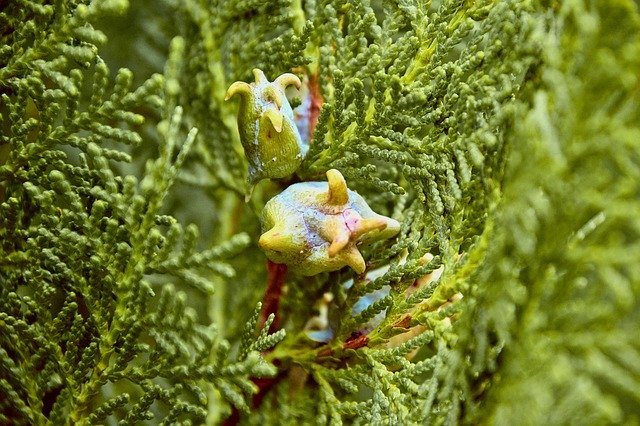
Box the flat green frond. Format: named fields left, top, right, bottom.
left=2, top=0, right=639, bottom=424
left=444, top=1, right=640, bottom=423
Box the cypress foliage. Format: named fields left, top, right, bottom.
left=1, top=0, right=639, bottom=424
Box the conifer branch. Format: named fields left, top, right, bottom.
left=2, top=0, right=639, bottom=424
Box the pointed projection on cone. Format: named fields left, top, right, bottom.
left=225, top=68, right=307, bottom=200
left=259, top=169, right=401, bottom=276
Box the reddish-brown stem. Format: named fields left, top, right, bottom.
left=259, top=260, right=288, bottom=332
left=223, top=261, right=287, bottom=425
left=307, top=72, right=323, bottom=141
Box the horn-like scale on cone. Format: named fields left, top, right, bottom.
left=259, top=169, right=401, bottom=276
left=225, top=69, right=307, bottom=200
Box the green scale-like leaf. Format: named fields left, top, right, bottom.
left=2, top=0, right=639, bottom=424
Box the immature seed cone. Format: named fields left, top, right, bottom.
left=225, top=69, right=307, bottom=200
left=259, top=169, right=401, bottom=276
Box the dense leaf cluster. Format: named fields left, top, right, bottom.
left=1, top=0, right=639, bottom=424
left=1, top=1, right=282, bottom=424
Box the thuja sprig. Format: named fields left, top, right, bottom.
left=0, top=1, right=289, bottom=423
left=3, top=0, right=637, bottom=424
left=228, top=1, right=542, bottom=422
